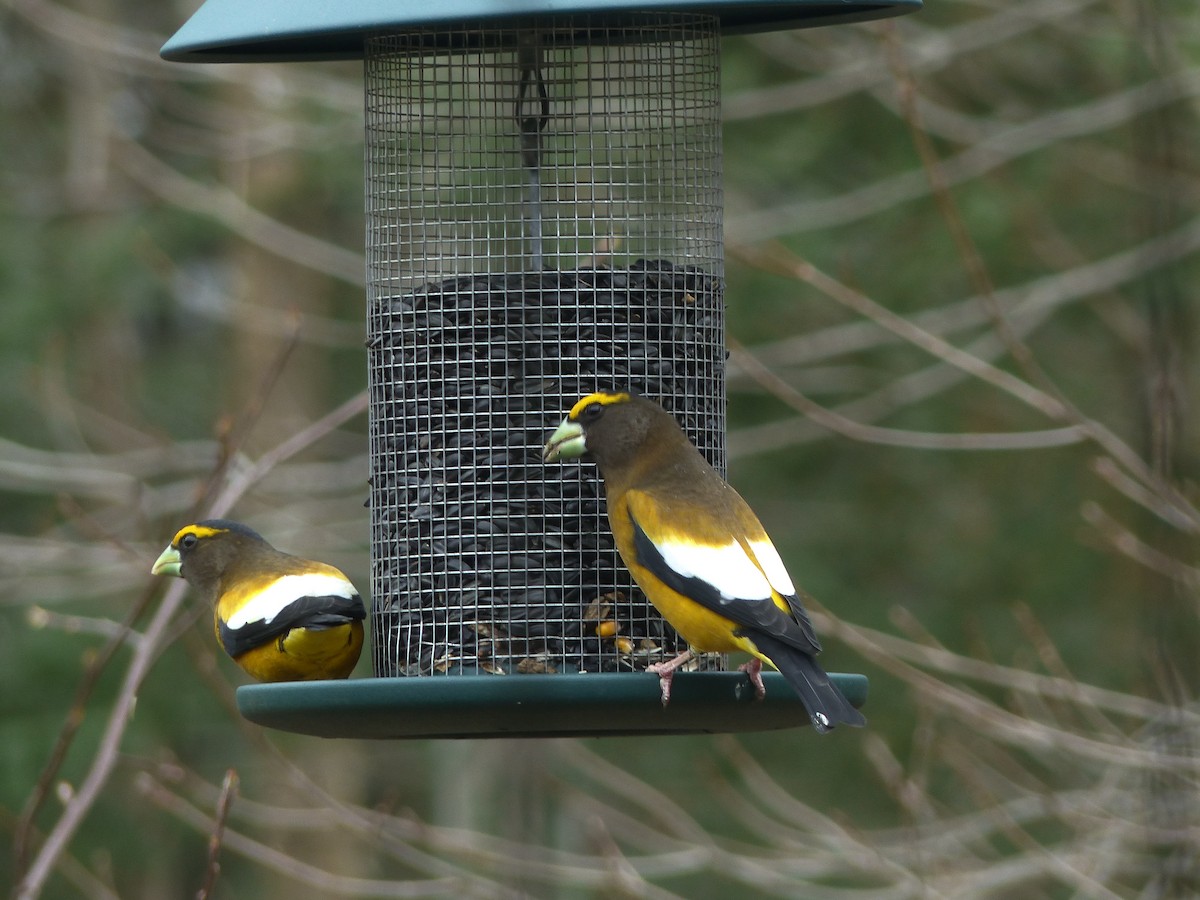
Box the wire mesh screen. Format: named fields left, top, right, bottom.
left=365, top=14, right=726, bottom=678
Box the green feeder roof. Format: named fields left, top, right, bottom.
left=162, top=0, right=920, bottom=63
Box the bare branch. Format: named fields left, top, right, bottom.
left=730, top=337, right=1088, bottom=451
left=724, top=0, right=1106, bottom=123
left=114, top=140, right=364, bottom=286
left=196, top=769, right=238, bottom=900
left=729, top=68, right=1200, bottom=240
left=137, top=773, right=479, bottom=899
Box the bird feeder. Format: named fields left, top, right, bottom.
left=162, top=0, right=914, bottom=739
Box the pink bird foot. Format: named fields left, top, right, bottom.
left=738, top=657, right=767, bottom=700
left=646, top=649, right=695, bottom=706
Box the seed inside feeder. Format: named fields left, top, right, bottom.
left=369, top=259, right=725, bottom=677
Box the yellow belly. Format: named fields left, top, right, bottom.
left=626, top=558, right=760, bottom=657
left=231, top=620, right=364, bottom=682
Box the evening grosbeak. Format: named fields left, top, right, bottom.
left=151, top=519, right=366, bottom=682
left=543, top=391, right=865, bottom=733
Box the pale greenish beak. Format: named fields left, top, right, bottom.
left=151, top=545, right=182, bottom=577
left=542, top=418, right=587, bottom=463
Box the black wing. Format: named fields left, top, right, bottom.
left=219, top=593, right=364, bottom=659
left=630, top=512, right=821, bottom=655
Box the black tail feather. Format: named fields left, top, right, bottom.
left=750, top=632, right=866, bottom=733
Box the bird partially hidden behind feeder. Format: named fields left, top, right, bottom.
left=543, top=392, right=865, bottom=733
left=151, top=520, right=366, bottom=682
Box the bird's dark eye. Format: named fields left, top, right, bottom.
left=179, top=533, right=199, bottom=551
left=581, top=402, right=604, bottom=422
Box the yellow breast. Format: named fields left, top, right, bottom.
left=220, top=620, right=364, bottom=682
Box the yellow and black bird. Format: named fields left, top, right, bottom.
left=151, top=519, right=366, bottom=682
left=543, top=391, right=865, bottom=733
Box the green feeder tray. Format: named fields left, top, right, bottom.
left=237, top=671, right=869, bottom=739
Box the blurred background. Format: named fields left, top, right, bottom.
left=3, top=0, right=1199, bottom=896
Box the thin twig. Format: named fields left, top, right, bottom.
left=1091, top=456, right=1200, bottom=534
left=115, top=140, right=363, bottom=287
left=730, top=337, right=1087, bottom=451
left=735, top=213, right=1200, bottom=379
left=734, top=244, right=1073, bottom=418
left=13, top=579, right=191, bottom=900
left=11, top=581, right=156, bottom=880
left=195, top=314, right=303, bottom=515
left=723, top=0, right=1103, bottom=123
left=24, top=607, right=146, bottom=647
left=1081, top=501, right=1200, bottom=588
left=815, top=608, right=1189, bottom=725
left=735, top=243, right=1199, bottom=528
left=729, top=66, right=1200, bottom=240
left=196, top=769, right=239, bottom=900
left=883, top=22, right=1060, bottom=403
left=137, top=773, right=477, bottom=899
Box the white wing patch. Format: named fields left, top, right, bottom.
left=747, top=538, right=796, bottom=597
left=226, top=573, right=357, bottom=629
left=656, top=539, right=774, bottom=602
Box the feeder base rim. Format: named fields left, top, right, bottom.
left=235, top=670, right=868, bottom=739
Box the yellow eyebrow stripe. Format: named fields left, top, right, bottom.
left=568, top=391, right=631, bottom=419
left=172, top=524, right=227, bottom=545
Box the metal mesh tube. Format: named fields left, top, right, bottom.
left=365, top=14, right=725, bottom=678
